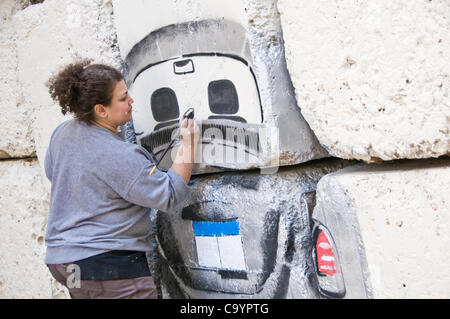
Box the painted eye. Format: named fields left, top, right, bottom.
left=151, top=87, right=180, bottom=121
left=208, top=79, right=239, bottom=114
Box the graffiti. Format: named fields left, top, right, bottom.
left=156, top=173, right=294, bottom=297
left=111, top=0, right=334, bottom=298
left=151, top=161, right=347, bottom=298
left=121, top=18, right=268, bottom=172
left=113, top=0, right=326, bottom=173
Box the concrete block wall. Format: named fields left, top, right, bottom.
left=0, top=0, right=448, bottom=298
left=277, top=0, right=449, bottom=163
left=0, top=0, right=120, bottom=298
left=312, top=159, right=450, bottom=298
left=0, top=159, right=66, bottom=298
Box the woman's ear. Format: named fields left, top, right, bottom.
left=94, top=104, right=108, bottom=119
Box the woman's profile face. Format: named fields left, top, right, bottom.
left=106, top=79, right=134, bottom=126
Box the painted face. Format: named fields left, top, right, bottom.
left=105, top=80, right=134, bottom=127
left=154, top=159, right=347, bottom=299
left=131, top=55, right=262, bottom=132
left=130, top=55, right=264, bottom=171
left=156, top=172, right=297, bottom=298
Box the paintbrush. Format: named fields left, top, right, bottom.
left=149, top=108, right=194, bottom=175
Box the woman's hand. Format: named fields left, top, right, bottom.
left=170, top=118, right=199, bottom=184
left=179, top=118, right=198, bottom=150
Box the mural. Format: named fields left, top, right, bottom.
left=126, top=19, right=265, bottom=172
left=152, top=160, right=347, bottom=298
left=111, top=0, right=332, bottom=298
left=112, top=0, right=328, bottom=174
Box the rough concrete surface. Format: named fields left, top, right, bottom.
left=1, top=0, right=122, bottom=165
left=278, top=0, right=450, bottom=162
left=313, top=157, right=450, bottom=298
left=0, top=0, right=447, bottom=300
left=0, top=0, right=37, bottom=159
left=0, top=159, right=68, bottom=298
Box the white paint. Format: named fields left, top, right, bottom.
left=194, top=235, right=246, bottom=271
left=320, top=256, right=335, bottom=262
left=217, top=235, right=246, bottom=271
left=195, top=236, right=222, bottom=268
left=0, top=0, right=121, bottom=298
left=131, top=55, right=262, bottom=139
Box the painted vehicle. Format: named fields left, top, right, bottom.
left=131, top=54, right=263, bottom=133
left=111, top=0, right=336, bottom=299
left=156, top=172, right=296, bottom=297
left=309, top=194, right=370, bottom=298
left=153, top=164, right=350, bottom=299
left=123, top=19, right=265, bottom=171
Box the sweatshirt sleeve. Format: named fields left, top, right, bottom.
left=44, top=119, right=71, bottom=182
left=97, top=141, right=190, bottom=213
left=123, top=164, right=191, bottom=213
left=44, top=146, right=53, bottom=181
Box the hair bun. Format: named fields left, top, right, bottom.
left=46, top=60, right=123, bottom=123
left=47, top=59, right=92, bottom=115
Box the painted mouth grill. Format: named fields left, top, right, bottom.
left=139, top=120, right=262, bottom=157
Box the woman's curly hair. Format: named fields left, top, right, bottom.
left=47, top=59, right=123, bottom=124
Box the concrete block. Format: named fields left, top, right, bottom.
left=0, top=159, right=68, bottom=298
left=312, top=157, right=450, bottom=298
left=0, top=0, right=122, bottom=163
left=0, top=1, right=36, bottom=159
left=278, top=0, right=450, bottom=162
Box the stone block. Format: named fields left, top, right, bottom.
left=0, top=159, right=68, bottom=298
left=0, top=2, right=36, bottom=159
left=312, top=157, right=450, bottom=298
left=278, top=0, right=450, bottom=162
left=112, top=0, right=329, bottom=175
left=0, top=0, right=122, bottom=162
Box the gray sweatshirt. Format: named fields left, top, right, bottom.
left=44, top=119, right=190, bottom=264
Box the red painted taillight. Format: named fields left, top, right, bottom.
left=316, top=231, right=337, bottom=276
left=312, top=222, right=346, bottom=298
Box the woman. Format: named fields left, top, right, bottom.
left=44, top=60, right=197, bottom=299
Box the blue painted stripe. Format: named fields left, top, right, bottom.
left=193, top=220, right=239, bottom=237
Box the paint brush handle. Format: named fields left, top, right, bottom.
left=149, top=135, right=177, bottom=175
left=155, top=138, right=176, bottom=167
left=149, top=108, right=195, bottom=175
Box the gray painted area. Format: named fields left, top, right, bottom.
left=311, top=174, right=372, bottom=299
left=123, top=20, right=252, bottom=87
left=151, top=158, right=352, bottom=298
